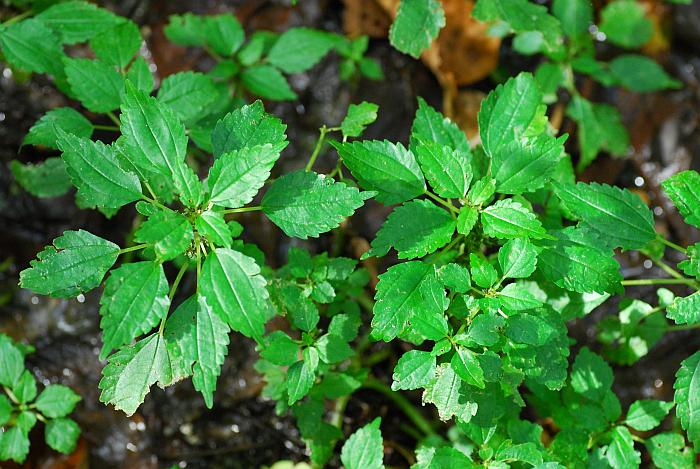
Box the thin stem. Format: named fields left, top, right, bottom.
left=362, top=377, right=435, bottom=437
left=305, top=126, right=329, bottom=172
left=159, top=261, right=190, bottom=335
left=621, top=279, right=695, bottom=287
left=430, top=235, right=463, bottom=264
left=658, top=235, right=687, bottom=255
left=169, top=262, right=189, bottom=301
left=654, top=258, right=687, bottom=281
left=331, top=394, right=350, bottom=429
left=106, top=111, right=121, bottom=126
left=141, top=194, right=169, bottom=211
left=220, top=206, right=262, bottom=215
left=3, top=386, right=18, bottom=405
left=93, top=124, right=120, bottom=131
left=1, top=9, right=33, bottom=27
left=668, top=324, right=700, bottom=332
left=119, top=243, right=149, bottom=255
left=424, top=190, right=459, bottom=214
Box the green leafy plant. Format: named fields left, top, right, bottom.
left=1, top=2, right=382, bottom=203
left=0, top=334, right=82, bottom=463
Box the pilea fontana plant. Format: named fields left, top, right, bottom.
left=18, top=84, right=374, bottom=416
left=0, top=334, right=82, bottom=463
left=385, top=0, right=682, bottom=171
left=1, top=1, right=381, bottom=202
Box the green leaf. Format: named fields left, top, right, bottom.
left=625, top=399, right=673, bottom=431
left=498, top=238, right=538, bottom=279
left=287, top=348, right=319, bottom=405
left=537, top=227, right=622, bottom=294
left=646, top=433, right=695, bottom=469
left=204, top=14, right=245, bottom=56
left=240, top=65, right=297, bottom=101
left=473, top=0, right=562, bottom=51
left=200, top=248, right=270, bottom=342
left=423, top=364, right=477, bottom=421
left=491, top=133, right=566, bottom=195
left=410, top=97, right=470, bottom=154
left=340, top=417, right=384, bottom=469
left=605, top=426, right=641, bottom=469
left=498, top=283, right=543, bottom=311
left=278, top=285, right=319, bottom=332
left=120, top=82, right=202, bottom=208
left=667, top=292, right=700, bottom=325
left=0, top=395, right=10, bottom=426
left=334, top=140, right=425, bottom=205
left=451, top=347, right=485, bottom=388
left=57, top=132, right=142, bottom=209
left=64, top=58, right=124, bottom=113
left=44, top=418, right=80, bottom=454
left=207, top=144, right=283, bottom=209
left=0, top=427, right=29, bottom=463
left=609, top=55, right=681, bottom=92
left=189, top=295, right=230, bottom=408
left=555, top=182, right=655, bottom=250
left=156, top=71, right=218, bottom=125
left=457, top=206, right=479, bottom=236
left=481, top=199, right=548, bottom=239
left=267, top=28, right=338, bottom=73
left=20, top=230, right=119, bottom=298
left=99, top=333, right=178, bottom=416
left=415, top=142, right=472, bottom=199
left=371, top=261, right=439, bottom=341
left=34, top=384, right=81, bottom=418
left=90, top=20, right=141, bottom=68
left=195, top=210, right=232, bottom=248
left=36, top=0, right=121, bottom=44
left=163, top=13, right=207, bottom=46
left=0, top=338, right=23, bottom=388
left=211, top=101, right=287, bottom=157
left=437, top=263, right=470, bottom=293
left=341, top=101, right=379, bottom=139
left=125, top=57, right=154, bottom=93
left=470, top=253, right=498, bottom=288
left=389, top=0, right=445, bottom=58
left=262, top=170, right=372, bottom=239
left=567, top=95, right=629, bottom=171
left=391, top=350, right=436, bottom=391
left=478, top=73, right=541, bottom=157
left=316, top=333, right=353, bottom=364
left=0, top=19, right=64, bottom=75
left=599, top=0, right=652, bottom=49
left=366, top=199, right=455, bottom=259
left=552, top=0, right=592, bottom=37
left=260, top=331, right=299, bottom=366
left=23, top=107, right=93, bottom=149
left=134, top=207, right=193, bottom=261
left=661, top=170, right=700, bottom=228
left=11, top=158, right=72, bottom=198
left=99, top=261, right=170, bottom=359
left=570, top=347, right=613, bottom=402
left=13, top=371, right=37, bottom=403
left=674, top=350, right=700, bottom=448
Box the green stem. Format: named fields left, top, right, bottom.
left=363, top=347, right=392, bottom=367
left=424, top=190, right=459, bottom=214
left=668, top=323, right=700, bottom=332
left=362, top=377, right=435, bottom=437
left=159, top=261, right=190, bottom=335
left=621, top=278, right=695, bottom=287
left=1, top=9, right=33, bottom=27
left=220, top=206, right=262, bottom=215
left=658, top=235, right=687, bottom=255
left=119, top=243, right=149, bottom=255
left=106, top=111, right=121, bottom=127
left=305, top=125, right=330, bottom=172
left=653, top=258, right=687, bottom=281
left=93, top=124, right=120, bottom=131
left=331, top=393, right=350, bottom=429
left=3, top=386, right=18, bottom=405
